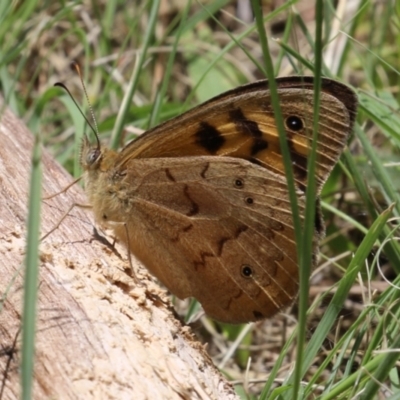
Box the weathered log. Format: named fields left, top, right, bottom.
left=0, top=99, right=238, bottom=399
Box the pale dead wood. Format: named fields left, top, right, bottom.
left=0, top=99, right=239, bottom=400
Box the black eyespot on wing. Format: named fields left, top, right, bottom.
left=234, top=178, right=244, bottom=188
left=241, top=265, right=253, bottom=278
left=286, top=116, right=304, bottom=131
left=245, top=197, right=254, bottom=204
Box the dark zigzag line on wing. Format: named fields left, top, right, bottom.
left=134, top=197, right=294, bottom=314
left=137, top=169, right=305, bottom=233
left=206, top=179, right=302, bottom=268
left=191, top=222, right=285, bottom=314
left=136, top=189, right=304, bottom=249
left=193, top=224, right=248, bottom=270
left=135, top=178, right=286, bottom=223
left=134, top=198, right=268, bottom=314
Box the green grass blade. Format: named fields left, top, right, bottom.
left=344, top=128, right=400, bottom=274
left=355, top=109, right=400, bottom=215
left=148, top=0, right=192, bottom=127
left=291, top=1, right=324, bottom=396
left=21, top=133, right=42, bottom=400
left=110, top=0, right=161, bottom=148
left=249, top=0, right=301, bottom=260
left=302, top=204, right=394, bottom=396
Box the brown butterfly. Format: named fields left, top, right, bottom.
left=80, top=76, right=357, bottom=324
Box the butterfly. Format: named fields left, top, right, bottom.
left=79, top=76, right=357, bottom=324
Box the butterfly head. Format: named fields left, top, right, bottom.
left=80, top=135, right=119, bottom=176
left=80, top=135, right=102, bottom=171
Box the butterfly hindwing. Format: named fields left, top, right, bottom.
left=105, top=157, right=302, bottom=323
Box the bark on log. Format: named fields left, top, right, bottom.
left=0, top=98, right=238, bottom=400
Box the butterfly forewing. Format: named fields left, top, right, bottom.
left=119, top=77, right=357, bottom=193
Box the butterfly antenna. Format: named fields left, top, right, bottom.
left=71, top=61, right=101, bottom=150
left=53, top=63, right=101, bottom=151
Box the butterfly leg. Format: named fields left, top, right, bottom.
left=89, top=226, right=123, bottom=260
left=102, top=220, right=141, bottom=284
left=40, top=202, right=92, bottom=241
left=42, top=176, right=82, bottom=200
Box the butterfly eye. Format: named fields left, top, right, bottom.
left=234, top=178, right=244, bottom=188
left=285, top=115, right=304, bottom=131
left=241, top=265, right=253, bottom=278
left=87, top=149, right=100, bottom=165
left=245, top=197, right=254, bottom=205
